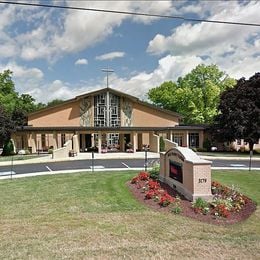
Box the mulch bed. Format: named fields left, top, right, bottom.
left=127, top=180, right=257, bottom=225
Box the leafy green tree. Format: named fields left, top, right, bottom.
left=148, top=64, right=236, bottom=124
left=0, top=105, right=14, bottom=142
left=0, top=70, right=18, bottom=113
left=0, top=70, right=41, bottom=145
left=46, top=99, right=64, bottom=108
left=17, top=94, right=39, bottom=113
left=212, top=73, right=260, bottom=152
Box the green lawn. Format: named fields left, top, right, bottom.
left=198, top=151, right=260, bottom=157
left=0, top=170, right=259, bottom=259
left=0, top=154, right=47, bottom=162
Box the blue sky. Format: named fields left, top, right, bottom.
left=0, top=0, right=259, bottom=103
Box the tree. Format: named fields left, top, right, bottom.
left=148, top=64, right=236, bottom=124
left=212, top=73, right=260, bottom=153
left=0, top=105, right=14, bottom=143
left=0, top=70, right=41, bottom=147
left=46, top=99, right=64, bottom=108
left=0, top=70, right=18, bottom=113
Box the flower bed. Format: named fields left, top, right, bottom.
left=131, top=172, right=175, bottom=208
left=128, top=172, right=256, bottom=225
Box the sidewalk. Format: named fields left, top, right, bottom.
left=0, top=152, right=259, bottom=180
left=200, top=155, right=260, bottom=161
left=0, top=151, right=160, bottom=166
left=0, top=151, right=260, bottom=167
left=0, top=151, right=260, bottom=166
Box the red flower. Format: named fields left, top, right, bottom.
left=159, top=192, right=174, bottom=207
left=212, top=204, right=230, bottom=218
left=138, top=171, right=150, bottom=181
left=148, top=180, right=160, bottom=190
left=131, top=176, right=139, bottom=184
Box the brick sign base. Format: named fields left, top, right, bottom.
left=159, top=147, right=213, bottom=202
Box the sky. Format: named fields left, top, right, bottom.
left=0, top=0, right=259, bottom=103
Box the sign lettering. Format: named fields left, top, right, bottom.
left=198, top=178, right=207, bottom=183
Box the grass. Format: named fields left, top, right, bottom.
left=0, top=154, right=47, bottom=162
left=0, top=170, right=259, bottom=259
left=198, top=151, right=260, bottom=157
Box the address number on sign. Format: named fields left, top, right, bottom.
left=198, top=178, right=207, bottom=183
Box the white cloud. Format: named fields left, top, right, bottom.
left=147, top=1, right=260, bottom=56
left=75, top=58, right=88, bottom=65
left=111, top=55, right=203, bottom=99
left=0, top=1, right=177, bottom=61
left=96, top=51, right=125, bottom=61
left=147, top=1, right=260, bottom=80
left=0, top=62, right=44, bottom=94
left=130, top=1, right=175, bottom=24
left=1, top=0, right=260, bottom=104
left=5, top=54, right=201, bottom=103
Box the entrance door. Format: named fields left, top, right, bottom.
left=80, top=134, right=92, bottom=152
left=85, top=134, right=92, bottom=148
left=124, top=134, right=131, bottom=150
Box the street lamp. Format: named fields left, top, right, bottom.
left=144, top=145, right=148, bottom=172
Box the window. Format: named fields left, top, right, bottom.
left=107, top=133, right=119, bottom=146
left=94, top=93, right=106, bottom=127
left=94, top=92, right=121, bottom=127
left=173, top=133, right=183, bottom=146
left=189, top=133, right=199, bottom=148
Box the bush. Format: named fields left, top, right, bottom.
left=192, top=197, right=210, bottom=214
left=160, top=136, right=165, bottom=152
left=2, top=139, right=15, bottom=156
left=171, top=196, right=182, bottom=214
left=149, top=164, right=160, bottom=180
left=203, top=138, right=212, bottom=151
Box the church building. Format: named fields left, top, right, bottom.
left=13, top=88, right=205, bottom=155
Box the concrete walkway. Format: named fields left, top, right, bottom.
left=0, top=151, right=160, bottom=166
left=0, top=151, right=259, bottom=180
left=0, top=152, right=260, bottom=167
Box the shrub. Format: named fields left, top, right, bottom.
left=131, top=176, right=140, bottom=184
left=212, top=203, right=230, bottom=218
left=211, top=182, right=250, bottom=217
left=203, top=138, right=212, bottom=151
left=149, top=164, right=160, bottom=180
left=159, top=136, right=165, bottom=152
left=171, top=196, right=182, bottom=214
left=138, top=171, right=150, bottom=181
left=148, top=180, right=160, bottom=190
left=159, top=192, right=174, bottom=207
left=131, top=171, right=150, bottom=184
left=2, top=139, right=15, bottom=156
left=145, top=189, right=160, bottom=200
left=192, top=197, right=209, bottom=214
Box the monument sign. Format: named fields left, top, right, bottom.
left=160, top=146, right=212, bottom=201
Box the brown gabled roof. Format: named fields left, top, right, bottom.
left=28, top=87, right=182, bottom=118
